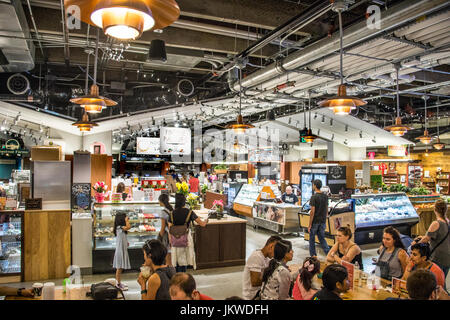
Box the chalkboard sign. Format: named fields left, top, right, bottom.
left=72, top=183, right=91, bottom=211
left=25, top=198, right=42, bottom=210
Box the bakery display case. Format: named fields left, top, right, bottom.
left=232, top=184, right=262, bottom=217
left=0, top=210, right=23, bottom=281
left=352, top=193, right=419, bottom=243
left=92, top=201, right=172, bottom=273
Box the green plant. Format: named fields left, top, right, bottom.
left=409, top=187, right=431, bottom=195
left=388, top=184, right=410, bottom=193
left=214, top=164, right=228, bottom=170
left=201, top=184, right=208, bottom=194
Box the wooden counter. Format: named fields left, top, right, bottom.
left=193, top=209, right=246, bottom=269
left=24, top=210, right=71, bottom=282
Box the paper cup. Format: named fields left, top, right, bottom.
left=140, top=266, right=151, bottom=279
left=42, top=282, right=55, bottom=300
left=32, top=282, right=43, bottom=297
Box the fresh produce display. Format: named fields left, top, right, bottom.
left=388, top=184, right=410, bottom=193
left=408, top=187, right=432, bottom=195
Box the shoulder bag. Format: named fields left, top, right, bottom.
left=89, top=282, right=125, bottom=300
left=430, top=223, right=450, bottom=256
left=168, top=210, right=192, bottom=247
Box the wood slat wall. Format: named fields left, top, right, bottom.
left=90, top=154, right=112, bottom=197
left=24, top=210, right=71, bottom=282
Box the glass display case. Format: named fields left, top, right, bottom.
left=92, top=201, right=173, bottom=273
left=233, top=184, right=262, bottom=207
left=93, top=202, right=166, bottom=250
left=0, top=211, right=23, bottom=278
left=352, top=193, right=419, bottom=229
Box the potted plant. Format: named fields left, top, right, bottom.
left=187, top=193, right=200, bottom=210
left=214, top=164, right=228, bottom=174
left=176, top=181, right=190, bottom=196
left=93, top=181, right=108, bottom=203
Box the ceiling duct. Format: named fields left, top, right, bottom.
left=0, top=0, right=35, bottom=72
left=7, top=73, right=30, bottom=95
left=0, top=49, right=9, bottom=65
left=177, top=79, right=194, bottom=97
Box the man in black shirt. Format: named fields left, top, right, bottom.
left=308, top=179, right=330, bottom=257
left=281, top=186, right=299, bottom=205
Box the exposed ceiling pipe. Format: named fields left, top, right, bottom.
left=25, top=0, right=45, bottom=58
left=59, top=0, right=69, bottom=66
left=233, top=0, right=449, bottom=92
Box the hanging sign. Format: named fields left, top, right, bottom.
left=388, top=145, right=407, bottom=157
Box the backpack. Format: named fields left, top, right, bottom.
left=168, top=210, right=192, bottom=247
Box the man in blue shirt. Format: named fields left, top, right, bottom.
left=281, top=186, right=299, bottom=205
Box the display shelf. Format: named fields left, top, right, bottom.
left=352, top=193, right=419, bottom=229
left=233, top=184, right=262, bottom=208
left=0, top=211, right=23, bottom=278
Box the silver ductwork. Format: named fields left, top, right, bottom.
left=0, top=0, right=35, bottom=72
left=233, top=0, right=449, bottom=92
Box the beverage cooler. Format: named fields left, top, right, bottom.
left=299, top=165, right=346, bottom=209
left=0, top=210, right=23, bottom=281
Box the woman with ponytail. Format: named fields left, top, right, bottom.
left=158, top=193, right=173, bottom=266
left=292, top=257, right=320, bottom=300
left=260, top=240, right=293, bottom=300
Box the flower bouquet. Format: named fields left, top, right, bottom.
left=93, top=181, right=108, bottom=203
left=212, top=199, right=224, bottom=213
left=187, top=193, right=200, bottom=210
left=176, top=181, right=190, bottom=196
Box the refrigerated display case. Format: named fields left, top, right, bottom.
left=92, top=200, right=173, bottom=273
left=352, top=193, right=419, bottom=244
left=0, top=210, right=23, bottom=280
left=233, top=184, right=263, bottom=208
left=224, top=182, right=244, bottom=211
left=300, top=170, right=327, bottom=209
left=253, top=202, right=301, bottom=234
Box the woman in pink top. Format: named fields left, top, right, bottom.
left=292, top=257, right=321, bottom=300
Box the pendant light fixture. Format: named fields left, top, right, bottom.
left=65, top=0, right=180, bottom=41
left=304, top=94, right=318, bottom=144
left=70, top=29, right=117, bottom=113
left=384, top=65, right=413, bottom=136
left=433, top=101, right=446, bottom=150
left=416, top=94, right=434, bottom=145
left=318, top=2, right=367, bottom=115
left=72, top=112, right=99, bottom=132
left=226, top=68, right=255, bottom=133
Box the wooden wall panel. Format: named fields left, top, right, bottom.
left=91, top=155, right=112, bottom=197
left=24, top=210, right=71, bottom=282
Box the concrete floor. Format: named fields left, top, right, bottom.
left=3, top=226, right=449, bottom=299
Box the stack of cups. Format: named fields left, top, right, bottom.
left=66, top=284, right=83, bottom=300
left=42, top=282, right=55, bottom=300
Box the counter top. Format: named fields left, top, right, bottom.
left=194, top=209, right=247, bottom=225
left=254, top=201, right=301, bottom=209
left=93, top=199, right=174, bottom=205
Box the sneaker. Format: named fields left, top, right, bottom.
left=117, top=283, right=128, bottom=291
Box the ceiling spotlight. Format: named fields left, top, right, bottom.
left=359, top=131, right=363, bottom=138
left=330, top=119, right=333, bottom=126
left=344, top=139, right=348, bottom=145
left=314, top=113, right=318, bottom=120
left=345, top=125, right=348, bottom=132
left=372, top=136, right=376, bottom=143
left=288, top=117, right=292, bottom=125
left=321, top=115, right=325, bottom=124
left=331, top=134, right=335, bottom=141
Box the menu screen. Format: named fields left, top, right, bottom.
left=160, top=127, right=191, bottom=155
left=136, top=137, right=160, bottom=154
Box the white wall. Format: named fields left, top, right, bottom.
left=350, top=147, right=366, bottom=161
left=45, top=128, right=82, bottom=155
left=82, top=131, right=112, bottom=155
left=327, top=142, right=350, bottom=161
left=283, top=148, right=316, bottom=161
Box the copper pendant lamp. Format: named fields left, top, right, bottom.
left=433, top=102, right=446, bottom=150
left=384, top=65, right=413, bottom=136
left=416, top=95, right=434, bottom=145
left=318, top=4, right=366, bottom=115
left=70, top=29, right=117, bottom=114
left=64, top=0, right=180, bottom=40
left=304, top=95, right=317, bottom=143
left=226, top=69, right=255, bottom=133
left=72, top=112, right=99, bottom=132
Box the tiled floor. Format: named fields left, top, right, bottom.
left=3, top=225, right=449, bottom=299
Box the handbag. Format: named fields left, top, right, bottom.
left=89, top=282, right=125, bottom=300
left=169, top=210, right=192, bottom=247
left=374, top=247, right=399, bottom=280
left=430, top=223, right=450, bottom=256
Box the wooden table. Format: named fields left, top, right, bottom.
left=6, top=286, right=91, bottom=300
left=288, top=262, right=408, bottom=300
